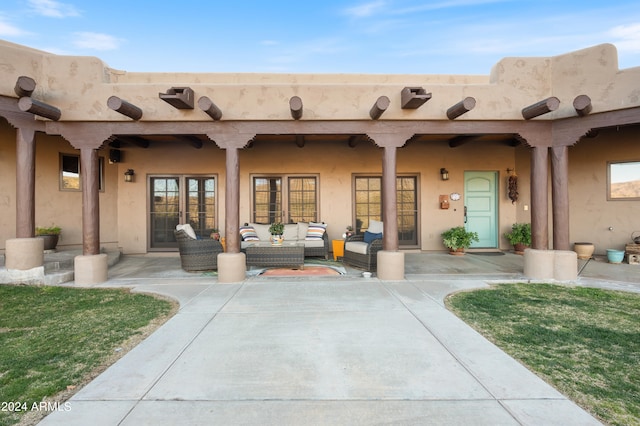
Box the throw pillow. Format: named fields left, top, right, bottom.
left=305, top=222, right=327, bottom=240
left=367, top=220, right=384, bottom=234
left=176, top=223, right=197, bottom=240
left=239, top=225, right=259, bottom=241
left=364, top=231, right=382, bottom=244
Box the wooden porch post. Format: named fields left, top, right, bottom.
left=530, top=146, right=549, bottom=250
left=210, top=133, right=254, bottom=283
left=16, top=127, right=36, bottom=238
left=551, top=145, right=570, bottom=250
left=80, top=147, right=100, bottom=255
left=368, top=132, right=413, bottom=280
left=382, top=145, right=399, bottom=251
left=224, top=146, right=240, bottom=254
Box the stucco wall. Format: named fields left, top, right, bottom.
left=568, top=127, right=640, bottom=254
left=1, top=40, right=639, bottom=122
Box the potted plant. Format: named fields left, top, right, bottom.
left=503, top=223, right=531, bottom=255
left=35, top=225, right=61, bottom=250
left=210, top=228, right=220, bottom=241
left=268, top=222, right=284, bottom=245
left=441, top=226, right=479, bottom=255
left=344, top=225, right=354, bottom=238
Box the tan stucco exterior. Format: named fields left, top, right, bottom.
left=1, top=40, right=639, bottom=257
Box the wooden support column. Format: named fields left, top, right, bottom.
left=225, top=146, right=241, bottom=254
left=209, top=133, right=255, bottom=254
left=530, top=146, right=549, bottom=250
left=551, top=145, right=570, bottom=250
left=382, top=145, right=399, bottom=251
left=16, top=127, right=36, bottom=238
left=367, top=132, right=413, bottom=250
left=80, top=148, right=100, bottom=255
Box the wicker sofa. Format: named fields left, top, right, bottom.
left=174, top=228, right=224, bottom=272
left=239, top=222, right=329, bottom=259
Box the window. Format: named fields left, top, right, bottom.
left=252, top=175, right=318, bottom=223
left=59, top=153, right=104, bottom=191
left=354, top=175, right=418, bottom=246
left=608, top=161, right=640, bottom=200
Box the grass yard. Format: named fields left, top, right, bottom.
left=446, top=283, right=640, bottom=426
left=0, top=285, right=176, bottom=426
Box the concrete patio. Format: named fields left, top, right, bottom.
left=26, top=251, right=639, bottom=425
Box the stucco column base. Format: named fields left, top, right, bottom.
left=217, top=252, right=246, bottom=283
left=554, top=250, right=578, bottom=281
left=523, top=249, right=577, bottom=281
left=376, top=250, right=405, bottom=281
left=74, top=253, right=108, bottom=285
left=5, top=238, right=44, bottom=270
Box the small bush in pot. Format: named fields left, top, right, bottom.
left=503, top=223, right=531, bottom=254
left=441, top=226, right=479, bottom=254
left=35, top=225, right=61, bottom=250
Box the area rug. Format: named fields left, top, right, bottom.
left=260, top=266, right=342, bottom=277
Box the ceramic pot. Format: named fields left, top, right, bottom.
left=270, top=235, right=283, bottom=246
left=606, top=249, right=625, bottom=264
left=574, top=242, right=595, bottom=260
left=38, top=234, right=59, bottom=251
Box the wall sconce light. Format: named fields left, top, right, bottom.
left=440, top=168, right=449, bottom=181
left=124, top=169, right=135, bottom=183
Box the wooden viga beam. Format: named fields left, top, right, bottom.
left=447, top=97, right=476, bottom=119
left=573, top=94, right=592, bottom=116
left=17, top=97, right=61, bottom=121
left=15, top=76, right=36, bottom=97
left=290, top=96, right=303, bottom=120
left=107, top=96, right=143, bottom=120
left=198, top=96, right=223, bottom=120
left=369, top=96, right=390, bottom=120
left=521, top=97, right=559, bottom=119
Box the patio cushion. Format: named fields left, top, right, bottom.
left=364, top=231, right=382, bottom=244
left=239, top=225, right=259, bottom=241
left=250, top=223, right=271, bottom=241
left=297, top=222, right=309, bottom=240
left=345, top=241, right=369, bottom=255
left=283, top=223, right=299, bottom=240
left=176, top=223, right=197, bottom=240
left=368, top=220, right=384, bottom=234
left=306, top=222, right=327, bottom=240
left=303, top=239, right=325, bottom=248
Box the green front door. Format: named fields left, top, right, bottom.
left=464, top=171, right=498, bottom=248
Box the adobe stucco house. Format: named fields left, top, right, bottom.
left=1, top=39, right=639, bottom=283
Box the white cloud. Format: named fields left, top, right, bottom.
left=28, top=0, right=80, bottom=18
left=72, top=32, right=121, bottom=51
left=343, top=0, right=387, bottom=18
left=0, top=17, right=29, bottom=36
left=609, top=23, right=640, bottom=53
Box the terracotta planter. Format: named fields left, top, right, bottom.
left=573, top=242, right=595, bottom=260
left=449, top=248, right=465, bottom=256
left=513, top=243, right=529, bottom=255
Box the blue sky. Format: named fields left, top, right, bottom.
left=1, top=0, right=639, bottom=74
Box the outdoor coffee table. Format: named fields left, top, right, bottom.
left=245, top=241, right=305, bottom=270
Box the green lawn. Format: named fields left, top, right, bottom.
left=0, top=285, right=176, bottom=426
left=446, top=283, right=640, bottom=426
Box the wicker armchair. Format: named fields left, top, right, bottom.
left=174, top=229, right=224, bottom=272
left=342, top=233, right=383, bottom=271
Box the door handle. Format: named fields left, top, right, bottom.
left=464, top=206, right=467, bottom=223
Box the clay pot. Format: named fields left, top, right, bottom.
left=606, top=249, right=625, bottom=264
left=573, top=242, right=595, bottom=260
